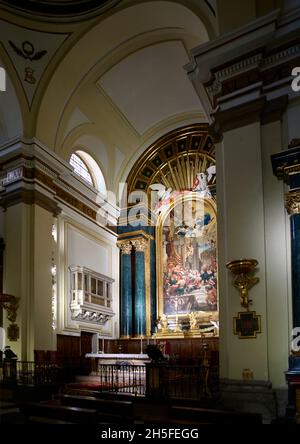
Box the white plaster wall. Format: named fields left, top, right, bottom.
left=57, top=212, right=119, bottom=339
left=261, top=121, right=291, bottom=388
left=3, top=204, right=34, bottom=360
left=217, top=122, right=269, bottom=381
left=33, top=206, right=56, bottom=351
left=67, top=227, right=110, bottom=276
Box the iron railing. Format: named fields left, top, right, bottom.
left=97, top=363, right=219, bottom=400
left=98, top=364, right=146, bottom=396
left=0, top=360, right=63, bottom=386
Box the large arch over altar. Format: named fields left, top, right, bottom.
left=118, top=123, right=218, bottom=343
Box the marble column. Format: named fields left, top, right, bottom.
left=132, top=239, right=147, bottom=337
left=119, top=241, right=133, bottom=338
left=272, top=142, right=300, bottom=330
left=272, top=142, right=300, bottom=416
left=286, top=192, right=300, bottom=329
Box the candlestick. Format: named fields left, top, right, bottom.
left=140, top=335, right=143, bottom=354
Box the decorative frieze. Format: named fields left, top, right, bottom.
left=186, top=11, right=300, bottom=133
left=0, top=139, right=118, bottom=231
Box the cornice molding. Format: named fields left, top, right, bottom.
left=186, top=9, right=300, bottom=132
left=0, top=139, right=118, bottom=234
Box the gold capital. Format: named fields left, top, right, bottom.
left=132, top=238, right=147, bottom=253
left=286, top=191, right=300, bottom=215
left=118, top=241, right=132, bottom=255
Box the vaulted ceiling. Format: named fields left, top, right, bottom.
left=0, top=0, right=217, bottom=193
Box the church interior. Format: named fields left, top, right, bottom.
left=0, top=0, right=300, bottom=426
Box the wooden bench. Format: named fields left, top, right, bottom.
left=20, top=402, right=98, bottom=424
left=170, top=405, right=262, bottom=424
left=60, top=394, right=134, bottom=423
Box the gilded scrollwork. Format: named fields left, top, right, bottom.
left=0, top=294, right=19, bottom=322
left=286, top=191, right=300, bottom=215
left=118, top=240, right=133, bottom=255
left=131, top=238, right=147, bottom=253
left=226, top=259, right=259, bottom=310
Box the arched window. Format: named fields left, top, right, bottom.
left=70, top=152, right=93, bottom=186
left=69, top=150, right=106, bottom=194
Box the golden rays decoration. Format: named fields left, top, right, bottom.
left=127, top=124, right=216, bottom=196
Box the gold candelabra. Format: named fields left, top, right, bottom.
left=226, top=259, right=259, bottom=310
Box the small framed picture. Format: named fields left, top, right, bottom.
left=7, top=323, right=19, bottom=342
left=233, top=311, right=261, bottom=339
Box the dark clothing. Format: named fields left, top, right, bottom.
left=4, top=348, right=17, bottom=359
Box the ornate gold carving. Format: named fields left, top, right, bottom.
left=226, top=259, right=259, bottom=310
left=286, top=191, right=300, bottom=215
left=118, top=241, right=132, bottom=255
left=242, top=369, right=254, bottom=381
left=0, top=293, right=19, bottom=341
left=118, top=230, right=155, bottom=241
left=131, top=239, right=147, bottom=253
left=289, top=139, right=300, bottom=149
left=156, top=193, right=218, bottom=322
left=126, top=124, right=215, bottom=196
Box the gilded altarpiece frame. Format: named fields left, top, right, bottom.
left=156, top=193, right=219, bottom=338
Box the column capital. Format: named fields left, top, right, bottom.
left=286, top=191, right=300, bottom=216
left=132, top=238, right=147, bottom=253
left=118, top=240, right=132, bottom=255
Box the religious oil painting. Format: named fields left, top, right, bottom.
left=157, top=194, right=218, bottom=324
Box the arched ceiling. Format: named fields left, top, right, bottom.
left=0, top=0, right=217, bottom=193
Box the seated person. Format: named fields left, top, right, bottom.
left=3, top=346, right=17, bottom=360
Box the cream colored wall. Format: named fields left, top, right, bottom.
left=218, top=118, right=294, bottom=387
left=33, top=205, right=56, bottom=351
left=217, top=122, right=269, bottom=382
left=2, top=201, right=120, bottom=357
left=3, top=204, right=34, bottom=361
left=57, top=211, right=119, bottom=339
left=261, top=121, right=291, bottom=387
left=2, top=204, right=56, bottom=357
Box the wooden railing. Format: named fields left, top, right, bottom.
left=145, top=363, right=219, bottom=400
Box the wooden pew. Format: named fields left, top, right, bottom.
left=169, top=405, right=262, bottom=424
left=60, top=394, right=134, bottom=423
left=20, top=402, right=98, bottom=424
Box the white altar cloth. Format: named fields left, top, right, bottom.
left=85, top=353, right=149, bottom=360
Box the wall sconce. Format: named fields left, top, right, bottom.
left=0, top=293, right=19, bottom=341
left=226, top=259, right=259, bottom=310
